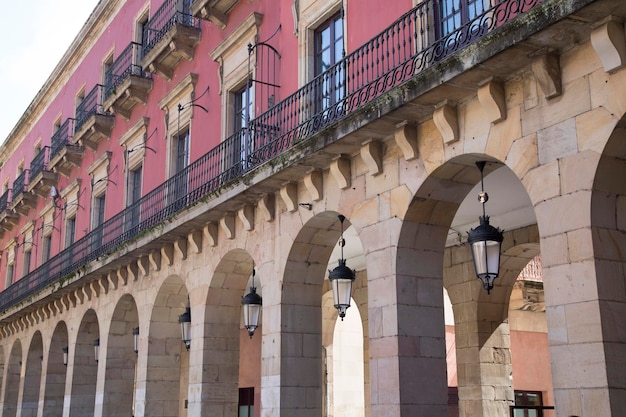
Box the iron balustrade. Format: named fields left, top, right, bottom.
left=0, top=0, right=542, bottom=312
left=75, top=84, right=109, bottom=132
left=0, top=189, right=10, bottom=211
left=30, top=147, right=50, bottom=180
left=50, top=119, right=75, bottom=160
left=104, top=42, right=151, bottom=100
left=142, top=0, right=199, bottom=58
left=12, top=170, right=29, bottom=198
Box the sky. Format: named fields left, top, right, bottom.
left=0, top=0, right=100, bottom=142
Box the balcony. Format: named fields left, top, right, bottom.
left=191, top=0, right=239, bottom=29
left=0, top=0, right=559, bottom=312
left=0, top=190, right=18, bottom=232
left=26, top=146, right=59, bottom=198
left=48, top=118, right=83, bottom=178
left=141, top=0, right=201, bottom=80
left=10, top=170, right=37, bottom=216
left=74, top=84, right=115, bottom=151
left=103, top=42, right=153, bottom=120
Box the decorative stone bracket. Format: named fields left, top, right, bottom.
left=238, top=204, right=255, bottom=231
left=280, top=182, right=298, bottom=212
left=531, top=53, right=562, bottom=99
left=394, top=121, right=418, bottom=160
left=220, top=213, right=236, bottom=239
left=433, top=100, right=459, bottom=144
left=591, top=16, right=626, bottom=73
left=330, top=155, right=351, bottom=189
left=304, top=169, right=323, bottom=202
left=360, top=139, right=383, bottom=176
left=478, top=78, right=507, bottom=124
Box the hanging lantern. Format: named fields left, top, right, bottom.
left=93, top=339, right=100, bottom=362
left=179, top=306, right=191, bottom=351
left=133, top=327, right=140, bottom=354
left=62, top=346, right=69, bottom=366
left=467, top=161, right=504, bottom=294
left=242, top=269, right=262, bottom=338
left=328, top=214, right=356, bottom=320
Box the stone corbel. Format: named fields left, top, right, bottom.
left=394, top=121, right=418, bottom=160
left=238, top=204, right=255, bottom=231
left=189, top=230, right=203, bottom=254
left=108, top=271, right=118, bottom=291
left=75, top=288, right=84, bottom=305
left=330, top=155, right=351, bottom=189
left=433, top=100, right=459, bottom=144
left=138, top=256, right=150, bottom=276
left=221, top=213, right=236, bottom=239
left=591, top=16, right=626, bottom=73
left=150, top=250, right=162, bottom=272
left=117, top=267, right=129, bottom=286
left=175, top=238, right=188, bottom=260
left=477, top=77, right=507, bottom=124
left=304, top=169, right=323, bottom=202
left=83, top=284, right=92, bottom=302
left=292, top=0, right=299, bottom=36
left=162, top=245, right=175, bottom=266
left=204, top=222, right=218, bottom=247
left=531, top=53, right=561, bottom=99
left=201, top=6, right=228, bottom=29
left=97, top=277, right=106, bottom=296
left=280, top=182, right=298, bottom=212
left=258, top=194, right=275, bottom=222
left=127, top=262, right=139, bottom=282
left=54, top=299, right=62, bottom=315
left=360, top=139, right=383, bottom=176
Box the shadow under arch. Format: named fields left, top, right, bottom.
left=70, top=309, right=99, bottom=417
left=145, top=275, right=189, bottom=417
left=22, top=331, right=43, bottom=417
left=43, top=321, right=69, bottom=416
left=103, top=293, right=139, bottom=417
left=3, top=339, right=22, bottom=417
left=201, top=248, right=255, bottom=416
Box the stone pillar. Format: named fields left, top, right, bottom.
left=365, top=217, right=449, bottom=417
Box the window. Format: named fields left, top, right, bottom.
left=136, top=9, right=149, bottom=60
left=313, top=12, right=344, bottom=113
left=438, top=0, right=488, bottom=37
left=233, top=85, right=254, bottom=170
left=238, top=387, right=254, bottom=417
left=6, top=264, right=14, bottom=287
left=103, top=53, right=114, bottom=95
left=22, top=250, right=31, bottom=277
left=170, top=128, right=190, bottom=210
left=65, top=216, right=76, bottom=248
left=514, top=390, right=544, bottom=417
left=128, top=165, right=142, bottom=230
left=175, top=128, right=190, bottom=174
left=42, top=234, right=52, bottom=263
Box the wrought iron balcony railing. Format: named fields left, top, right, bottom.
left=142, top=0, right=200, bottom=58
left=12, top=170, right=29, bottom=198
left=0, top=189, right=11, bottom=212
left=50, top=118, right=75, bottom=159
left=75, top=84, right=109, bottom=132
left=104, top=42, right=151, bottom=100
left=30, top=147, right=51, bottom=180
left=0, top=0, right=542, bottom=311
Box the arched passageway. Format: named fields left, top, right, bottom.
left=69, top=309, right=99, bottom=417
left=3, top=340, right=22, bottom=417
left=43, top=321, right=69, bottom=416
left=21, top=332, right=44, bottom=417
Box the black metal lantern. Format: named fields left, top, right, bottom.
left=62, top=346, right=69, bottom=366
left=242, top=269, right=262, bottom=338
left=467, top=161, right=504, bottom=294
left=132, top=327, right=140, bottom=354
left=179, top=305, right=191, bottom=351
left=328, top=215, right=356, bottom=320
left=93, top=339, right=100, bottom=362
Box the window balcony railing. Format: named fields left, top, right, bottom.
left=0, top=189, right=10, bottom=212
left=142, top=0, right=199, bottom=58
left=0, top=0, right=542, bottom=311
left=50, top=119, right=75, bottom=160
left=12, top=170, right=28, bottom=199
left=75, top=84, right=109, bottom=133
left=105, top=42, right=151, bottom=100
left=30, top=147, right=50, bottom=180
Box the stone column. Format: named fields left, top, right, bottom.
left=364, top=217, right=449, bottom=417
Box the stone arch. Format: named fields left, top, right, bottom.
left=103, top=294, right=139, bottom=417
left=43, top=321, right=69, bottom=416
left=198, top=249, right=255, bottom=416
left=70, top=309, right=99, bottom=417
left=3, top=339, right=22, bottom=417
left=21, top=331, right=44, bottom=417
left=276, top=210, right=368, bottom=416
left=146, top=275, right=189, bottom=417
left=398, top=154, right=539, bottom=416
